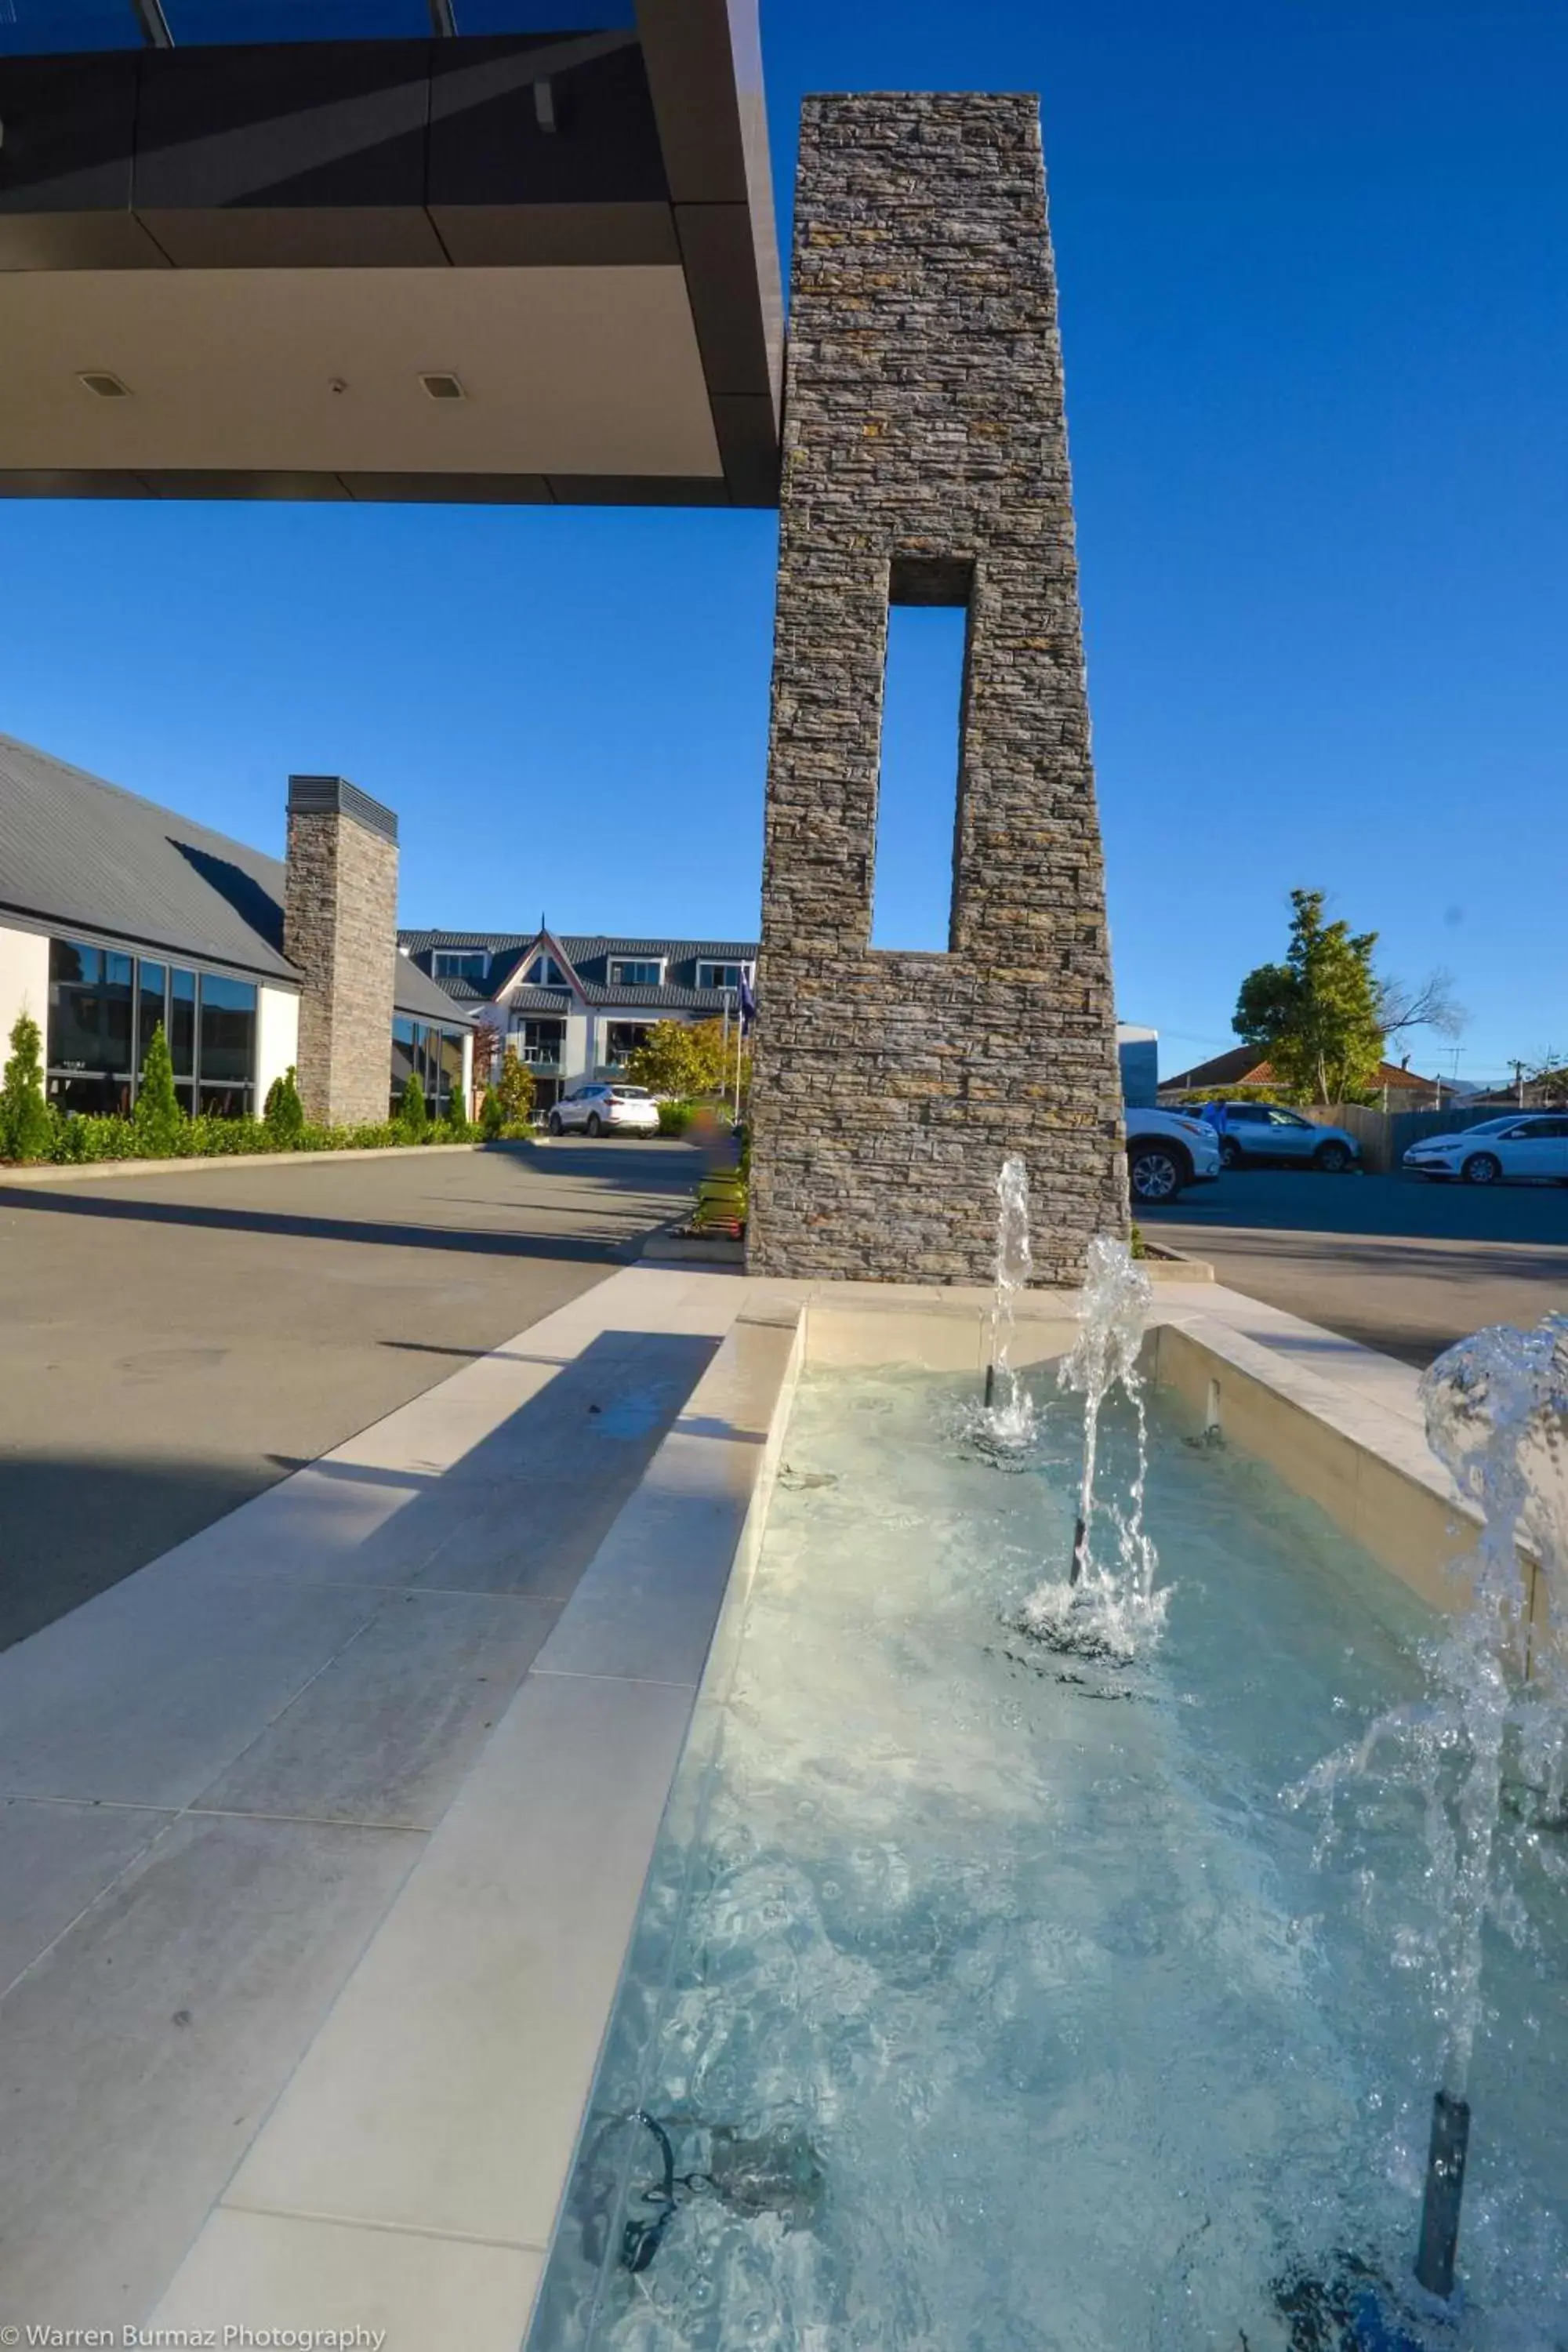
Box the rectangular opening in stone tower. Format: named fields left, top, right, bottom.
left=870, top=561, right=971, bottom=953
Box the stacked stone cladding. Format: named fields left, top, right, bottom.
left=746, top=92, right=1127, bottom=1284
left=284, top=781, right=398, bottom=1129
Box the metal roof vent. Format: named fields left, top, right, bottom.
left=78, top=372, right=131, bottom=399
left=419, top=372, right=466, bottom=401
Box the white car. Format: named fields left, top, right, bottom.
left=1403, top=1112, right=1568, bottom=1185
left=548, top=1083, right=661, bottom=1138
left=1126, top=1109, right=1222, bottom=1205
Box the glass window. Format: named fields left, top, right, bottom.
left=170, top=970, right=197, bottom=1079
left=608, top=960, right=663, bottom=989
left=198, top=972, right=256, bottom=1094
left=437, top=1028, right=465, bottom=1106
left=604, top=1020, right=652, bottom=1069
left=515, top=1019, right=564, bottom=1069
left=137, top=962, right=168, bottom=1076
left=432, top=950, right=488, bottom=980
left=391, top=1014, right=419, bottom=1116
left=698, top=962, right=746, bottom=992
left=48, top=938, right=132, bottom=1077
left=528, top=955, right=565, bottom=987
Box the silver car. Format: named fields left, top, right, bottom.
left=548, top=1083, right=661, bottom=1138
left=1205, top=1101, right=1361, bottom=1173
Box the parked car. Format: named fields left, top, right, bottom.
left=547, top=1083, right=661, bottom=1138
left=1200, top=1100, right=1361, bottom=1173
left=1125, top=1108, right=1221, bottom=1205
left=1403, top=1112, right=1568, bottom=1185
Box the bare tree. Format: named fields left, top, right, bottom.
left=470, top=1013, right=503, bottom=1107
left=1375, top=966, right=1467, bottom=1047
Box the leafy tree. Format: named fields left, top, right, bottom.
left=263, top=1064, right=306, bottom=1145
left=626, top=1018, right=748, bottom=1101
left=397, top=1071, right=430, bottom=1138
left=132, top=1020, right=186, bottom=1156
left=495, top=1047, right=535, bottom=1126
left=0, top=1010, right=53, bottom=1163
left=1233, top=890, right=1385, bottom=1104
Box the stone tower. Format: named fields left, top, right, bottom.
left=746, top=94, right=1127, bottom=1285
left=283, top=774, right=399, bottom=1128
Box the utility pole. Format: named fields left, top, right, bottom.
left=1508, top=1058, right=1528, bottom=1109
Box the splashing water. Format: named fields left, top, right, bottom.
left=1018, top=1235, right=1166, bottom=1661
left=1287, top=1312, right=1568, bottom=2303
left=973, top=1153, right=1038, bottom=1455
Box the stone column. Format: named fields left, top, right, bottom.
left=283, top=775, right=399, bottom=1128
left=746, top=93, right=1127, bottom=1285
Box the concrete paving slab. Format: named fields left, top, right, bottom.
left=194, top=1589, right=561, bottom=1830
left=152, top=2209, right=543, bottom=2352
left=0, top=1794, right=173, bottom=1994
left=223, top=1671, right=693, bottom=2253
left=0, top=1809, right=419, bottom=2328
left=0, top=1568, right=379, bottom=1806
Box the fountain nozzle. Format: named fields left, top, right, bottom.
left=1413, top=2087, right=1470, bottom=2301
left=983, top=1362, right=996, bottom=1409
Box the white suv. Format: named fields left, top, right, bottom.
left=548, top=1083, right=661, bottom=1138
left=1126, top=1109, right=1222, bottom=1205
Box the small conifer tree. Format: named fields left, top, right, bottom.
left=263, top=1064, right=307, bottom=1145
left=480, top=1087, right=505, bottom=1139
left=397, top=1072, right=430, bottom=1138
left=0, top=1010, right=53, bottom=1163
left=132, top=1020, right=184, bottom=1156
left=495, top=1047, right=535, bottom=1127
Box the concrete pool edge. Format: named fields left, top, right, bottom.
left=139, top=1270, right=1504, bottom=2345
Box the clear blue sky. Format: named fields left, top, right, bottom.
left=3, top=0, right=1563, bottom=1083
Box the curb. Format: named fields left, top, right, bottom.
left=0, top=1142, right=485, bottom=1188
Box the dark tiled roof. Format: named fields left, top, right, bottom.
left=0, top=732, right=468, bottom=1025
left=397, top=928, right=758, bottom=1014
left=583, top=985, right=739, bottom=1011
left=393, top=956, right=474, bottom=1026
left=0, top=731, right=299, bottom=983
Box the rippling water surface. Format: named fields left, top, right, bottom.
left=531, top=1368, right=1568, bottom=2352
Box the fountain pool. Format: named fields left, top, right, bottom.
left=528, top=1362, right=1568, bottom=2352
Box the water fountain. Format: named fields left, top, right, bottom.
left=1289, top=1311, right=1568, bottom=2330
left=1016, top=1232, right=1166, bottom=1663
left=975, top=1152, right=1038, bottom=1454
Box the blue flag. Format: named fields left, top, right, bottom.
left=739, top=969, right=757, bottom=1035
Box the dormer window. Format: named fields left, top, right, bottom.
left=528, top=954, right=566, bottom=987
left=698, top=961, right=749, bottom=992
left=608, top=958, right=665, bottom=988
left=432, top=950, right=488, bottom=980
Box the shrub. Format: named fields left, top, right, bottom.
left=480, top=1087, right=505, bottom=1140
left=263, top=1065, right=307, bottom=1145
left=397, top=1073, right=430, bottom=1139
left=442, top=1098, right=473, bottom=1140
left=495, top=1047, right=535, bottom=1127
left=0, top=1010, right=53, bottom=1163
left=132, top=1022, right=185, bottom=1156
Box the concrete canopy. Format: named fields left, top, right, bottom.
left=0, top=2, right=782, bottom=506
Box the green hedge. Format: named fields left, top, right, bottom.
left=16, top=1106, right=478, bottom=1169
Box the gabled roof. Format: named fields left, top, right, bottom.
left=1160, top=1044, right=1443, bottom=1095
left=0, top=731, right=468, bottom=1025
left=0, top=731, right=299, bottom=984
left=400, top=928, right=760, bottom=1015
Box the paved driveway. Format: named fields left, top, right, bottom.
left=1154, top=1166, right=1568, bottom=1368
left=0, top=1138, right=695, bottom=1649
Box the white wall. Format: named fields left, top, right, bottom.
left=255, top=983, right=301, bottom=1112
left=0, top=923, right=49, bottom=1058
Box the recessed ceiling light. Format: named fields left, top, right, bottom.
left=78, top=371, right=131, bottom=399
left=419, top=372, right=466, bottom=401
